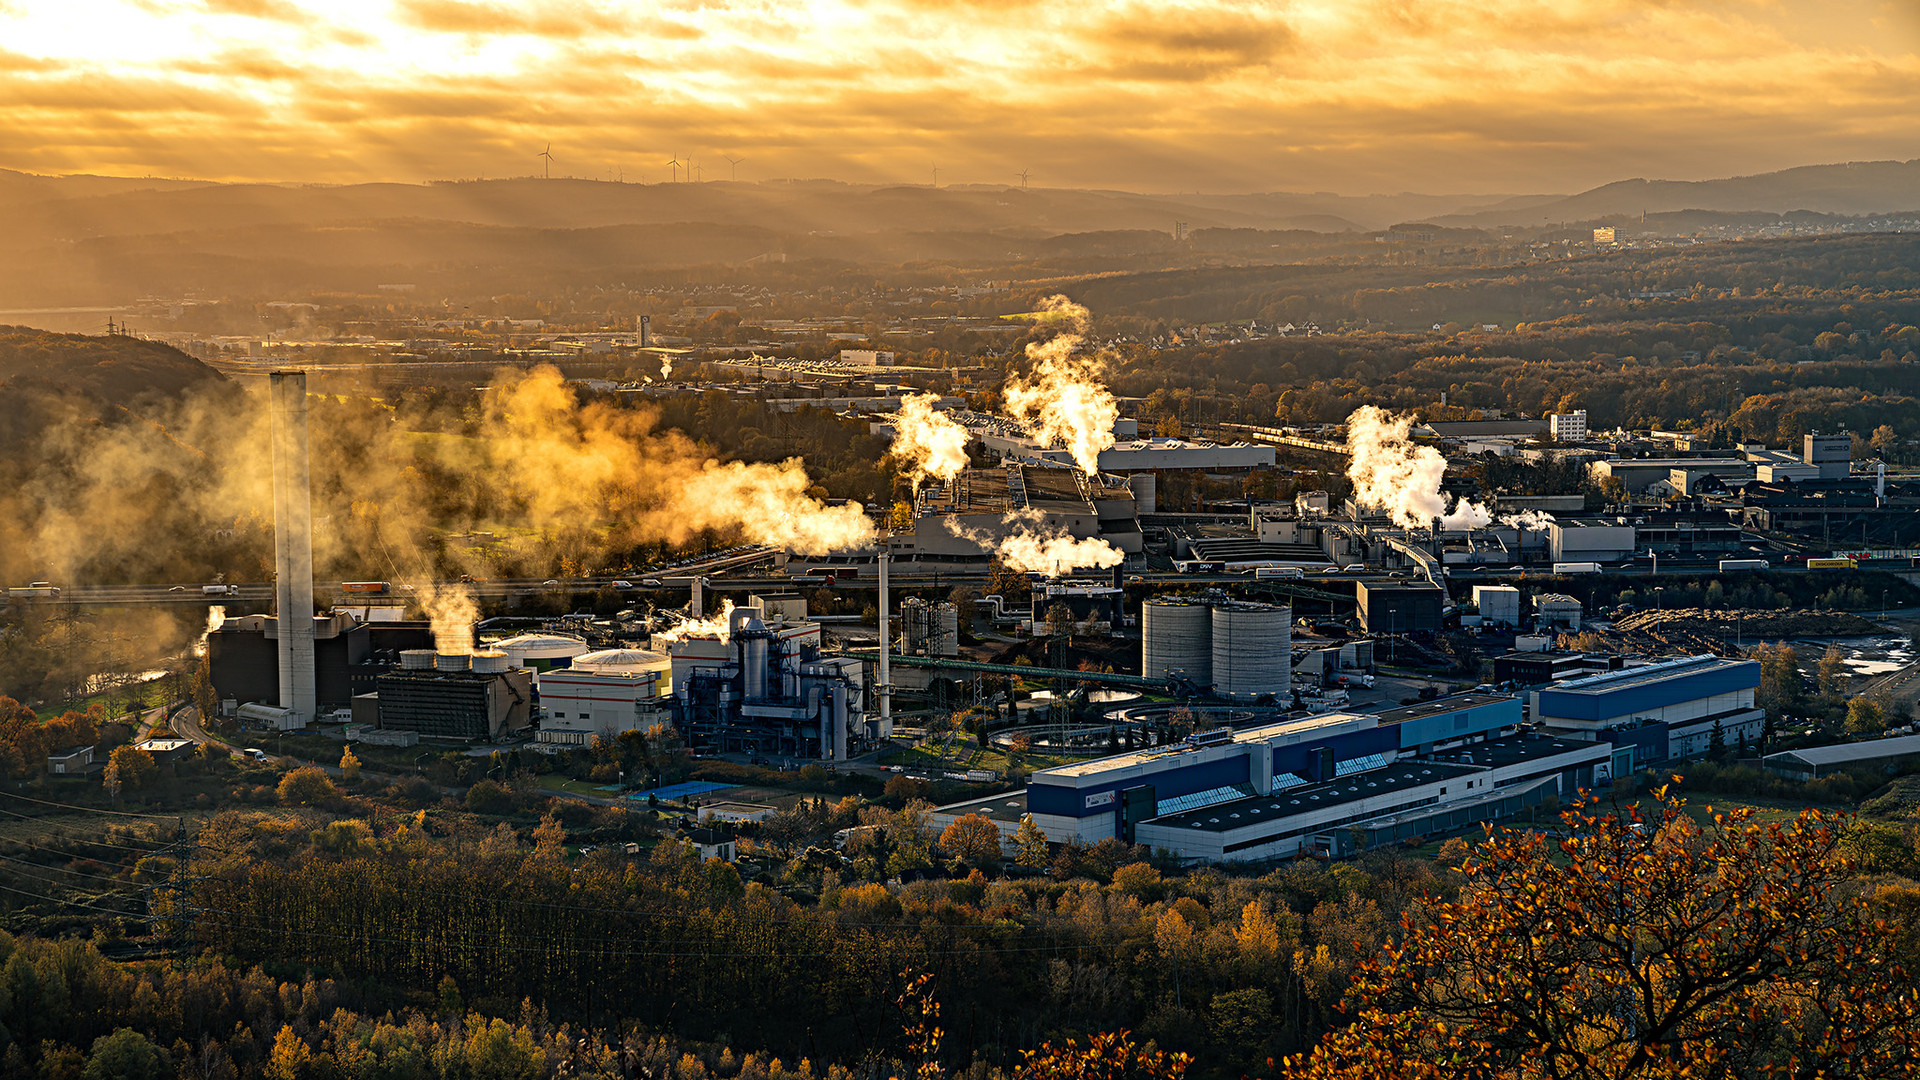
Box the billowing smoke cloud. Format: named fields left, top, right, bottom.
left=660, top=356, right=673, bottom=380
left=1343, top=405, right=1494, bottom=531
left=944, top=509, right=1124, bottom=576
left=1003, top=296, right=1117, bottom=476
left=5, top=363, right=869, bottom=603
left=887, top=393, right=969, bottom=491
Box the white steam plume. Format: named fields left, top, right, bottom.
left=1498, top=509, right=1556, bottom=530
left=413, top=582, right=478, bottom=655
left=1343, top=405, right=1495, bottom=531
left=887, top=394, right=969, bottom=491
left=653, top=599, right=736, bottom=646
left=944, top=509, right=1124, bottom=576
left=661, top=356, right=673, bottom=380
left=1003, top=296, right=1116, bottom=476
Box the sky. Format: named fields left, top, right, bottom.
left=2, top=0, right=1919, bottom=195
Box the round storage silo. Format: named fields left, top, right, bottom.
left=1210, top=603, right=1292, bottom=700
left=470, top=650, right=510, bottom=674
left=1126, top=474, right=1157, bottom=513
left=1142, top=600, right=1212, bottom=686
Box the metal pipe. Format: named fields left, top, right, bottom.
left=879, top=546, right=892, bottom=726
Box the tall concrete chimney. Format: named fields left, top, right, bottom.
left=270, top=371, right=316, bottom=723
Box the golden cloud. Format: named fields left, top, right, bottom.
left=0, top=0, right=1912, bottom=193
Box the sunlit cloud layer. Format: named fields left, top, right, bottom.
left=1, top=0, right=1917, bottom=192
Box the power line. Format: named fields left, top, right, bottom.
left=0, top=788, right=187, bottom=820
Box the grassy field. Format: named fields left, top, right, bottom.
left=877, top=742, right=1075, bottom=775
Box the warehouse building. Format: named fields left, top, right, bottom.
left=1530, top=655, right=1762, bottom=764
left=929, top=692, right=1611, bottom=862
left=1762, top=734, right=1920, bottom=780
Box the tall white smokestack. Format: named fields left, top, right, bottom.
left=270, top=371, right=316, bottom=724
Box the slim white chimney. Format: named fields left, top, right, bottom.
left=270, top=371, right=316, bottom=723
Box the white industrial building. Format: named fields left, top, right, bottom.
left=1547, top=519, right=1635, bottom=563
left=535, top=648, right=673, bottom=748
left=1549, top=410, right=1588, bottom=442
left=1471, top=585, right=1521, bottom=627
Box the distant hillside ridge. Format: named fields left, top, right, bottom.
left=0, top=326, right=226, bottom=403
left=1437, top=159, right=1920, bottom=225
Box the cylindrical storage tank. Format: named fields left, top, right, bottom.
left=400, top=649, right=436, bottom=671
left=469, top=650, right=509, bottom=674
left=744, top=636, right=769, bottom=699
left=936, top=603, right=960, bottom=657
left=1210, top=603, right=1292, bottom=700
left=1127, top=473, right=1157, bottom=513
left=1142, top=600, right=1212, bottom=686
left=492, top=633, right=589, bottom=672
left=436, top=652, right=472, bottom=672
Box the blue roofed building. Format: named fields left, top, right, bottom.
left=1530, top=655, right=1762, bottom=768
left=931, top=692, right=1611, bottom=863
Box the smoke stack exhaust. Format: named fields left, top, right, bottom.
left=270, top=371, right=316, bottom=723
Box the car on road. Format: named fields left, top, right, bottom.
left=168, top=585, right=187, bottom=592
left=542, top=579, right=561, bottom=585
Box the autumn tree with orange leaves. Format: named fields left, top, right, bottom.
left=1286, top=788, right=1920, bottom=1079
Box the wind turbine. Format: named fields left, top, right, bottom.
left=1017, top=168, right=1031, bottom=190
left=667, top=154, right=683, bottom=182
left=724, top=155, right=743, bottom=181
left=930, top=162, right=940, bottom=187
left=693, top=160, right=703, bottom=183
left=537, top=143, right=556, bottom=179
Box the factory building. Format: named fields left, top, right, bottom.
left=962, top=413, right=1274, bottom=473
left=890, top=465, right=1142, bottom=565
left=931, top=693, right=1610, bottom=862
left=1493, top=650, right=1623, bottom=686
left=1471, top=585, right=1521, bottom=627
left=1530, top=655, right=1763, bottom=765
left=659, top=604, right=880, bottom=760
left=534, top=648, right=672, bottom=748
left=1535, top=593, right=1583, bottom=633
left=1355, top=582, right=1443, bottom=636
left=1141, top=598, right=1291, bottom=700
left=1547, top=519, right=1636, bottom=563
left=210, top=612, right=433, bottom=711
left=1032, top=583, right=1125, bottom=633
left=374, top=651, right=534, bottom=741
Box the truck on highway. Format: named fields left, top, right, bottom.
left=1717, top=559, right=1770, bottom=572
left=1254, top=566, right=1305, bottom=579
left=7, top=582, right=60, bottom=599
left=202, top=584, right=240, bottom=595
left=1806, top=558, right=1858, bottom=570
left=1552, top=562, right=1602, bottom=575
left=340, top=581, right=392, bottom=595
